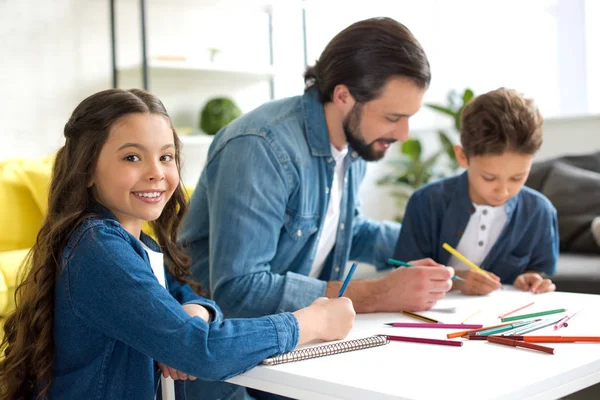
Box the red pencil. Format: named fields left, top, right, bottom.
left=522, top=336, right=600, bottom=343
left=384, top=335, right=463, bottom=347
left=487, top=336, right=554, bottom=354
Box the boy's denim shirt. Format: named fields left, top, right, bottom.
left=179, top=87, right=400, bottom=319
left=50, top=205, right=298, bottom=399
left=393, top=171, right=559, bottom=283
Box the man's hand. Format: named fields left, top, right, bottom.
left=375, top=258, right=454, bottom=311
left=514, top=272, right=556, bottom=294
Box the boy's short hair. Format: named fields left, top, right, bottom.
left=460, top=88, right=543, bottom=157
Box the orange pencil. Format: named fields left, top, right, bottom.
left=522, top=336, right=600, bottom=343
left=447, top=321, right=520, bottom=339
left=487, top=336, right=555, bottom=355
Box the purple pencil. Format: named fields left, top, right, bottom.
left=385, top=323, right=483, bottom=329
left=384, top=335, right=463, bottom=347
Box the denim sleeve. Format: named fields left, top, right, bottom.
left=392, top=190, right=434, bottom=262
left=348, top=209, right=400, bottom=270
left=65, top=225, right=299, bottom=381
left=526, top=206, right=559, bottom=277
left=166, top=271, right=224, bottom=322
left=205, top=135, right=326, bottom=317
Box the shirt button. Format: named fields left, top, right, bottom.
left=344, top=178, right=348, bottom=183
left=478, top=240, right=484, bottom=246
left=297, top=230, right=302, bottom=237
left=481, top=224, right=486, bottom=230
left=325, top=187, right=330, bottom=194
left=340, top=223, right=345, bottom=230
left=327, top=157, right=333, bottom=163
left=352, top=151, right=358, bottom=158
left=482, top=209, right=488, bottom=216
left=335, top=267, right=341, bottom=272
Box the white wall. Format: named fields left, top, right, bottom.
left=2, top=0, right=599, bottom=221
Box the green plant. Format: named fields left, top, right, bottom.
left=199, top=97, right=242, bottom=135
left=377, top=88, right=475, bottom=221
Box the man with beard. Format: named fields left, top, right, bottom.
left=180, top=16, right=455, bottom=400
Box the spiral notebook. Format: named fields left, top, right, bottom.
left=261, top=335, right=389, bottom=366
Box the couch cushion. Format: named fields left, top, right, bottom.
left=0, top=248, right=29, bottom=316
left=0, top=155, right=54, bottom=252
left=542, top=162, right=600, bottom=253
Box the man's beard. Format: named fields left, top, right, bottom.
left=342, top=103, right=392, bottom=162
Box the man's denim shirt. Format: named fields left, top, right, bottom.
left=393, top=171, right=559, bottom=283
left=50, top=206, right=298, bottom=399
left=179, top=88, right=400, bottom=319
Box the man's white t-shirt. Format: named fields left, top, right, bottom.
left=310, top=144, right=348, bottom=277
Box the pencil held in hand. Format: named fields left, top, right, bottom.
left=338, top=261, right=358, bottom=297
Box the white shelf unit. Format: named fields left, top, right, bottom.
left=119, top=59, right=276, bottom=79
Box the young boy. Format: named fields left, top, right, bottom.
left=393, top=88, right=559, bottom=295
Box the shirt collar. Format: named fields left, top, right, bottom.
left=302, top=87, right=361, bottom=164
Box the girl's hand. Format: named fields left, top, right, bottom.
left=293, top=297, right=356, bottom=345
left=156, top=304, right=211, bottom=380
left=514, top=272, right=556, bottom=294
left=453, top=269, right=501, bottom=296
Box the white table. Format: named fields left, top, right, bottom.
left=229, top=288, right=600, bottom=399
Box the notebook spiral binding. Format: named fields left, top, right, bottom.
left=261, top=335, right=389, bottom=366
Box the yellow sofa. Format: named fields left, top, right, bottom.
left=0, top=155, right=54, bottom=317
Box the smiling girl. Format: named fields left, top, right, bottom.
left=0, top=89, right=355, bottom=399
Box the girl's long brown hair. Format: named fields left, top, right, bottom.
left=0, top=88, right=201, bottom=399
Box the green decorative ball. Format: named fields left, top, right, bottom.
left=199, top=98, right=242, bottom=135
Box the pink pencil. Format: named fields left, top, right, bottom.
left=499, top=302, right=534, bottom=319
left=384, top=335, right=463, bottom=347
left=385, top=323, right=482, bottom=329
left=554, top=310, right=581, bottom=330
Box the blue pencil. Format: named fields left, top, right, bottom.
left=387, top=258, right=465, bottom=281
left=338, top=261, right=358, bottom=297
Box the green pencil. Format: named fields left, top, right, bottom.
left=501, top=308, right=566, bottom=322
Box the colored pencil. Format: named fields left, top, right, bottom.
left=442, top=243, right=492, bottom=277
left=475, top=319, right=539, bottom=336
left=387, top=258, right=464, bottom=281
left=522, top=336, right=600, bottom=343
left=554, top=310, right=581, bottom=330
left=384, top=335, right=463, bottom=347
left=509, top=317, right=564, bottom=336
left=502, top=308, right=566, bottom=322
left=338, top=261, right=357, bottom=297
left=401, top=310, right=439, bottom=323
left=446, top=321, right=520, bottom=339
left=461, top=310, right=481, bottom=323
left=499, top=302, right=535, bottom=318
left=487, top=336, right=555, bottom=355
left=384, top=322, right=482, bottom=329
left=471, top=336, right=600, bottom=343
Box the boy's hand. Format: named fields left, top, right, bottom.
left=514, top=272, right=555, bottom=294
left=454, top=269, right=501, bottom=296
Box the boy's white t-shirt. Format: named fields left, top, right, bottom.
left=448, top=203, right=508, bottom=271
left=310, top=144, right=348, bottom=278
left=140, top=242, right=176, bottom=400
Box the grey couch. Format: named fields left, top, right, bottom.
left=526, top=152, right=600, bottom=295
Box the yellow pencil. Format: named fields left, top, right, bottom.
left=442, top=243, right=489, bottom=276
